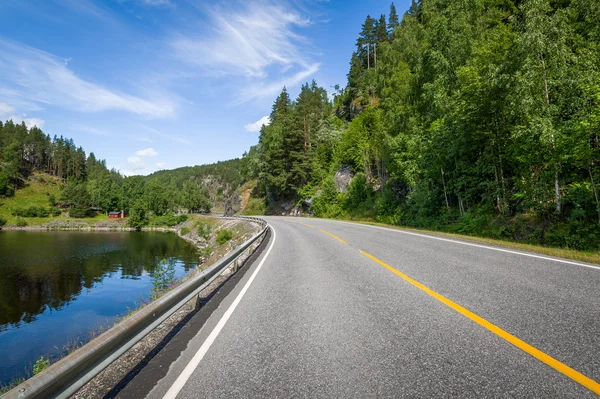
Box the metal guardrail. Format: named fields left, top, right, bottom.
left=4, top=217, right=268, bottom=399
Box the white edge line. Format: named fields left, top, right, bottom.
left=162, top=225, right=277, bottom=399
left=328, top=219, right=600, bottom=271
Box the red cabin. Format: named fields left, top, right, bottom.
left=108, top=211, right=125, bottom=219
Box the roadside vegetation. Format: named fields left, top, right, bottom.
left=237, top=0, right=600, bottom=254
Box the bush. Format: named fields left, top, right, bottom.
left=12, top=206, right=49, bottom=218
left=151, top=214, right=188, bottom=227
left=33, top=357, right=50, bottom=375
left=69, top=205, right=89, bottom=218
left=241, top=198, right=266, bottom=215
left=0, top=215, right=6, bottom=228
left=50, top=207, right=62, bottom=217
left=151, top=259, right=176, bottom=299
left=216, top=229, right=233, bottom=245
left=343, top=172, right=373, bottom=213
left=180, top=226, right=190, bottom=235
left=196, top=220, right=212, bottom=240
left=15, top=217, right=27, bottom=227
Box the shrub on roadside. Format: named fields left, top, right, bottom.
left=196, top=220, right=212, bottom=240
left=33, top=357, right=50, bottom=375
left=216, top=229, right=233, bottom=245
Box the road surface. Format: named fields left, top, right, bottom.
left=130, top=217, right=600, bottom=398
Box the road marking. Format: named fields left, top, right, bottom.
left=360, top=250, right=600, bottom=395
left=333, top=220, right=600, bottom=271
left=285, top=220, right=314, bottom=228
left=162, top=226, right=278, bottom=399
left=320, top=229, right=348, bottom=245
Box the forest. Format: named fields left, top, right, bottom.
left=0, top=119, right=243, bottom=227
left=240, top=0, right=600, bottom=250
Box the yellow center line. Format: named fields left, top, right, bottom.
left=360, top=250, right=600, bottom=395
left=285, top=220, right=314, bottom=228
left=320, top=229, right=348, bottom=245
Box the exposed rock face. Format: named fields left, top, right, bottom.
left=223, top=192, right=241, bottom=216
left=334, top=166, right=353, bottom=192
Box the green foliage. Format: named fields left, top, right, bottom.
left=241, top=198, right=266, bottom=215
left=0, top=215, right=6, bottom=227
left=151, top=214, right=188, bottom=227
left=344, top=173, right=373, bottom=213
left=180, top=226, right=190, bottom=235
left=50, top=207, right=62, bottom=217
left=14, top=217, right=27, bottom=227
left=151, top=259, right=176, bottom=299
left=181, top=181, right=212, bottom=213
left=216, top=229, right=233, bottom=245
left=0, top=171, right=12, bottom=197
left=196, top=220, right=212, bottom=240
left=12, top=206, right=50, bottom=218
left=128, top=202, right=149, bottom=231
left=236, top=0, right=600, bottom=251
left=33, top=356, right=50, bottom=375
left=68, top=205, right=90, bottom=218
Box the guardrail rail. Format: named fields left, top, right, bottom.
left=4, top=216, right=268, bottom=399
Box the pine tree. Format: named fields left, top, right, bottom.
left=389, top=2, right=399, bottom=34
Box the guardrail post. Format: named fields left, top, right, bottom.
left=194, top=294, right=202, bottom=311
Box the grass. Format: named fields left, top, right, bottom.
left=327, top=217, right=600, bottom=265
left=0, top=172, right=115, bottom=227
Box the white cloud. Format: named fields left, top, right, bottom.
left=0, top=39, right=176, bottom=118
left=156, top=161, right=167, bottom=168
left=237, top=63, right=320, bottom=104
left=125, top=147, right=158, bottom=173
left=170, top=1, right=319, bottom=103
left=71, top=124, right=107, bottom=136
left=126, top=155, right=146, bottom=171
left=244, top=115, right=271, bottom=132
left=135, top=147, right=158, bottom=157
left=138, top=123, right=191, bottom=144
left=6, top=114, right=45, bottom=129
left=0, top=103, right=15, bottom=115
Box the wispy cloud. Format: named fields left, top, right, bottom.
left=244, top=115, right=271, bottom=132
left=139, top=123, right=191, bottom=144
left=170, top=1, right=319, bottom=103
left=135, top=147, right=158, bottom=157
left=70, top=124, right=108, bottom=136
left=0, top=38, right=176, bottom=118
left=140, top=0, right=173, bottom=6
left=237, top=62, right=320, bottom=105
left=0, top=103, right=15, bottom=115
left=156, top=161, right=167, bottom=168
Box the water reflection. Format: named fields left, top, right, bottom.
left=0, top=231, right=198, bottom=384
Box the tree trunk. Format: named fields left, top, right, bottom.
left=541, top=53, right=561, bottom=213
left=589, top=166, right=600, bottom=224
left=441, top=167, right=450, bottom=212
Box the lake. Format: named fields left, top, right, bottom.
left=0, top=230, right=199, bottom=386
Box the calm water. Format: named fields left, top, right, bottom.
left=0, top=230, right=199, bottom=385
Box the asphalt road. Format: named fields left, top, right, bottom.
left=143, top=217, right=600, bottom=398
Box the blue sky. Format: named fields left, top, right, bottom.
left=0, top=0, right=408, bottom=175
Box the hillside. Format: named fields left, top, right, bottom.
left=0, top=173, right=113, bottom=227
